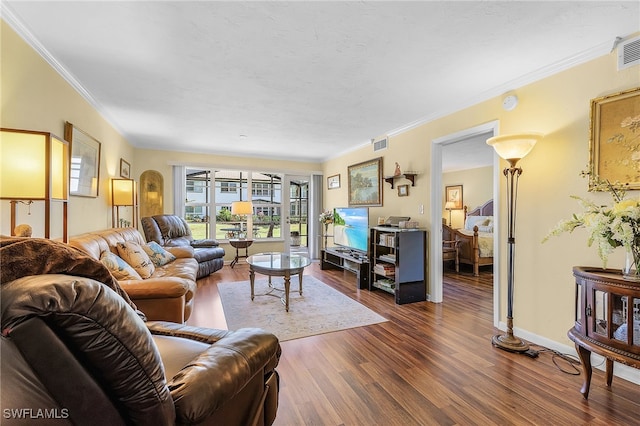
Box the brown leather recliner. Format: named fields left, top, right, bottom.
left=142, top=215, right=225, bottom=279
left=1, top=273, right=281, bottom=426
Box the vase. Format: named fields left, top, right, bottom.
left=622, top=247, right=640, bottom=282
left=323, top=223, right=329, bottom=248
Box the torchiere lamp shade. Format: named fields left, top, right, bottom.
left=486, top=133, right=543, bottom=167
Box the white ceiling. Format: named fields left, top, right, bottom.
left=3, top=1, right=639, bottom=166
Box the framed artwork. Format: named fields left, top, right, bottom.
left=445, top=185, right=463, bottom=209
left=120, top=158, right=131, bottom=178
left=327, top=174, right=340, bottom=189
left=398, top=184, right=409, bottom=197
left=65, top=122, right=101, bottom=198
left=589, top=87, right=640, bottom=190
left=348, top=157, right=382, bottom=206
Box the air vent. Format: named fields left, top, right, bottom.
left=372, top=138, right=388, bottom=152
left=618, top=36, right=640, bottom=70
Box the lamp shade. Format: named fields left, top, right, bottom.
left=0, top=129, right=69, bottom=200
left=231, top=201, right=253, bottom=215
left=486, top=133, right=543, bottom=166
left=112, top=179, right=135, bottom=206
left=444, top=201, right=456, bottom=210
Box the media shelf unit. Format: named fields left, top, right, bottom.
left=370, top=226, right=427, bottom=304
left=321, top=247, right=369, bottom=289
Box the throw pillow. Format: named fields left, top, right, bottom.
left=116, top=241, right=155, bottom=279
left=100, top=251, right=142, bottom=281
left=143, top=241, right=177, bottom=266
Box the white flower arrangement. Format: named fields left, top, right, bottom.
left=319, top=210, right=334, bottom=225
left=543, top=173, right=639, bottom=278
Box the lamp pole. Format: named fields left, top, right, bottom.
left=492, top=163, right=529, bottom=352
left=486, top=133, right=542, bottom=353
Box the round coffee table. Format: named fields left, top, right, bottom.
left=246, top=252, right=311, bottom=311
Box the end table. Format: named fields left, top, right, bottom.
left=229, top=239, right=253, bottom=268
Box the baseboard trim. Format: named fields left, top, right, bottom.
left=495, top=322, right=640, bottom=386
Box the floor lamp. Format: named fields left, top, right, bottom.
left=0, top=128, right=69, bottom=242
left=487, top=133, right=542, bottom=353
left=112, top=178, right=137, bottom=228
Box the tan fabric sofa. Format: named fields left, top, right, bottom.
left=69, top=227, right=198, bottom=323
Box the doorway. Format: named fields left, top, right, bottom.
left=430, top=121, right=500, bottom=326
left=283, top=175, right=310, bottom=254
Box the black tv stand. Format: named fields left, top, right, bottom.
left=321, top=247, right=369, bottom=289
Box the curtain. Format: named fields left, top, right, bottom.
left=172, top=165, right=185, bottom=217
left=308, top=174, right=323, bottom=259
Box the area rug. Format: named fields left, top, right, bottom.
left=217, top=276, right=388, bottom=341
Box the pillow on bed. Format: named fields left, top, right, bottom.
left=465, top=215, right=493, bottom=231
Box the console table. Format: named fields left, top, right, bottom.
left=321, top=248, right=369, bottom=289
left=568, top=266, right=640, bottom=399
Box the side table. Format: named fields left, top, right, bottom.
left=229, top=239, right=253, bottom=268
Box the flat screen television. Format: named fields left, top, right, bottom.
left=333, top=207, right=369, bottom=253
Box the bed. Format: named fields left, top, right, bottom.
left=454, top=199, right=494, bottom=276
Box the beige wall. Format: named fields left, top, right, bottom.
left=442, top=166, right=493, bottom=229
left=4, top=18, right=640, bottom=355
left=1, top=22, right=134, bottom=235
left=323, top=50, right=639, bottom=348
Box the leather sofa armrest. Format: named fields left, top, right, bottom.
left=191, top=239, right=220, bottom=248
left=165, top=246, right=195, bottom=258
left=162, top=328, right=281, bottom=424
left=119, top=278, right=191, bottom=299
left=146, top=321, right=232, bottom=344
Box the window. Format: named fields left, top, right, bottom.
left=252, top=183, right=272, bottom=197
left=183, top=168, right=283, bottom=240
left=220, top=182, right=237, bottom=193
left=187, top=179, right=205, bottom=193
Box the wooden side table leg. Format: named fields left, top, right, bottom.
left=298, top=272, right=303, bottom=295
left=250, top=269, right=255, bottom=301
left=605, top=358, right=614, bottom=387
left=575, top=343, right=592, bottom=399
left=284, top=274, right=290, bottom=312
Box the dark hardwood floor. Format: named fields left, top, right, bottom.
left=189, top=262, right=640, bottom=425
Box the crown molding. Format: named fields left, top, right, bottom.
left=386, top=40, right=614, bottom=138
left=1, top=4, right=122, bottom=134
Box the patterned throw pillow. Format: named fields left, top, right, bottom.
left=100, top=251, right=142, bottom=281
left=116, top=241, right=155, bottom=279
left=143, top=241, right=177, bottom=266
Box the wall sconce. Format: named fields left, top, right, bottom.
left=0, top=128, right=69, bottom=241
left=111, top=178, right=137, bottom=228
left=231, top=200, right=253, bottom=238
left=444, top=201, right=456, bottom=226
left=487, top=132, right=543, bottom=353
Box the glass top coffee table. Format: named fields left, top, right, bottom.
left=246, top=252, right=311, bottom=312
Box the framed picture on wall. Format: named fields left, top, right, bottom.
left=348, top=157, right=382, bottom=206
left=327, top=174, right=340, bottom=189
left=120, top=158, right=131, bottom=178
left=398, top=184, right=409, bottom=197
left=65, top=121, right=101, bottom=198
left=445, top=185, right=463, bottom=209
left=588, top=87, right=640, bottom=190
